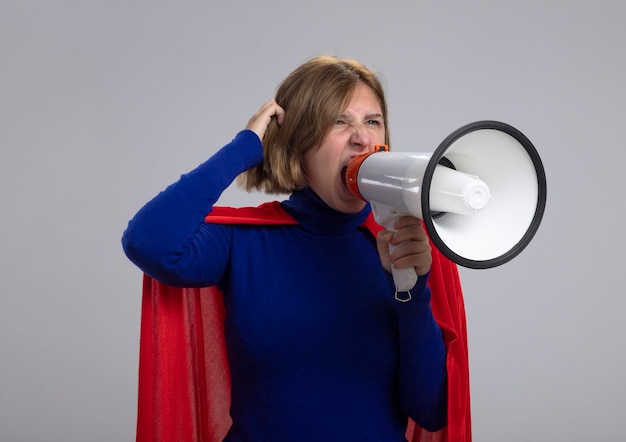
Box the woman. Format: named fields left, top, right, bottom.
left=123, top=56, right=469, bottom=441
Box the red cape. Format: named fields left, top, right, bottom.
left=136, top=202, right=471, bottom=441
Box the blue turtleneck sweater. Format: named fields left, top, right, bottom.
left=122, top=130, right=447, bottom=441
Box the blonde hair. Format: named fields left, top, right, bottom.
left=238, top=55, right=389, bottom=194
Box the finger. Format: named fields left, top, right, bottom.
left=389, top=237, right=431, bottom=261
left=387, top=227, right=432, bottom=274
left=390, top=221, right=428, bottom=245
left=392, top=216, right=422, bottom=230
left=390, top=240, right=432, bottom=275
left=253, top=100, right=278, bottom=123
left=273, top=102, right=285, bottom=125
left=260, top=100, right=284, bottom=120
left=246, top=100, right=284, bottom=139
left=376, top=230, right=393, bottom=272
left=394, top=253, right=432, bottom=276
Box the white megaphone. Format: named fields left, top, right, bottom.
left=344, top=120, right=547, bottom=300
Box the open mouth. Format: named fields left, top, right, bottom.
left=340, top=166, right=348, bottom=187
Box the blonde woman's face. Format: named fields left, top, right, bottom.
left=303, top=83, right=386, bottom=213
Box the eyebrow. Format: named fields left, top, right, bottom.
left=338, top=113, right=384, bottom=121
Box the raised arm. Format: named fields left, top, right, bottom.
left=122, top=129, right=262, bottom=286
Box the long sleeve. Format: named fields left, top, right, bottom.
left=122, top=130, right=263, bottom=286
left=395, top=274, right=448, bottom=432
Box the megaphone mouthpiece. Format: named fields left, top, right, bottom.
left=344, top=144, right=390, bottom=201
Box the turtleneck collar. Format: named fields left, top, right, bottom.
left=281, top=188, right=371, bottom=236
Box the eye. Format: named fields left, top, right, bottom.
left=335, top=119, right=347, bottom=125
left=366, top=119, right=382, bottom=126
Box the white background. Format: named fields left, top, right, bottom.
left=2, top=1, right=624, bottom=440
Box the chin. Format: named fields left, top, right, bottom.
left=334, top=198, right=367, bottom=214
left=332, top=186, right=366, bottom=213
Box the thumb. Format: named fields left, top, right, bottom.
left=376, top=230, right=393, bottom=273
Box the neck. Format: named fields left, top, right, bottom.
left=281, top=188, right=371, bottom=236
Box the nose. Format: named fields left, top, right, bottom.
left=349, top=124, right=373, bottom=152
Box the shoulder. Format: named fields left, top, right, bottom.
left=204, top=202, right=299, bottom=226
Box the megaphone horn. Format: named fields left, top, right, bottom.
left=344, top=120, right=547, bottom=298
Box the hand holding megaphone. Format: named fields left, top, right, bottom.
left=344, top=121, right=547, bottom=299
left=370, top=200, right=423, bottom=301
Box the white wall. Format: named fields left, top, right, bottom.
left=2, top=1, right=624, bottom=440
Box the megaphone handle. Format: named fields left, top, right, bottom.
left=390, top=247, right=419, bottom=297
left=370, top=202, right=419, bottom=300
